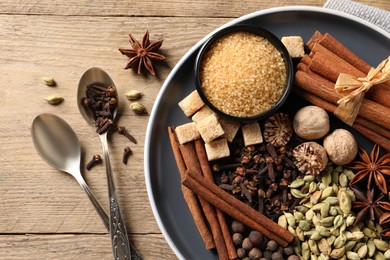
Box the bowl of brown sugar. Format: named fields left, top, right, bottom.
left=195, top=25, right=293, bottom=122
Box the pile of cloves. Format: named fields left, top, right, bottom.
left=212, top=137, right=302, bottom=222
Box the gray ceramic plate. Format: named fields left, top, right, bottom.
left=145, top=6, right=390, bottom=260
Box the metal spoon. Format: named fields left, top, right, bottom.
left=77, top=67, right=134, bottom=260
left=31, top=113, right=109, bottom=229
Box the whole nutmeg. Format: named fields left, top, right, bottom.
left=248, top=231, right=263, bottom=247
left=242, top=238, right=253, bottom=251
left=323, top=129, right=358, bottom=165
left=232, top=221, right=246, bottom=233
left=232, top=232, right=244, bottom=246
left=292, top=141, right=328, bottom=175
left=293, top=106, right=330, bottom=140
left=266, top=240, right=278, bottom=252
left=248, top=247, right=262, bottom=260
left=237, top=248, right=246, bottom=259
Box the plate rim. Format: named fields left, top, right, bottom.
left=144, top=5, right=390, bottom=259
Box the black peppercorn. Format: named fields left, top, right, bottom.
left=248, top=231, right=263, bottom=247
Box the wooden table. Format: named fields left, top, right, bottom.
left=0, top=0, right=388, bottom=259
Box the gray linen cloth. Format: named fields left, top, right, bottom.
left=324, top=0, right=390, bottom=33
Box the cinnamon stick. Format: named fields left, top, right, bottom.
left=294, top=70, right=390, bottom=129
left=167, top=127, right=215, bottom=250
left=309, top=45, right=390, bottom=108
left=294, top=89, right=390, bottom=151
left=179, top=141, right=229, bottom=259
left=194, top=139, right=237, bottom=260
left=182, top=170, right=294, bottom=247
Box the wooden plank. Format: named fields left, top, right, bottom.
left=0, top=15, right=229, bottom=234
left=0, top=234, right=176, bottom=259
left=0, top=0, right=388, bottom=17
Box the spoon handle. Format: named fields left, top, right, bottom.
left=100, top=133, right=132, bottom=260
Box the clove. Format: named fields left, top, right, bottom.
left=86, top=155, right=102, bottom=171
left=117, top=126, right=137, bottom=144
left=122, top=146, right=132, bottom=164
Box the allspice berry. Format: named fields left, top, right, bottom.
left=242, top=238, right=253, bottom=251
left=248, top=231, right=263, bottom=247
left=248, top=247, right=262, bottom=260
left=232, top=221, right=246, bottom=233
left=237, top=248, right=246, bottom=259
left=283, top=246, right=294, bottom=256
left=266, top=240, right=278, bottom=252
left=287, top=255, right=300, bottom=260
left=232, top=233, right=244, bottom=246
left=271, top=252, right=283, bottom=260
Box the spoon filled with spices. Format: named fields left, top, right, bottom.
left=77, top=67, right=133, bottom=260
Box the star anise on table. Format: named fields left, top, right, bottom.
left=119, top=31, right=166, bottom=76
left=352, top=187, right=390, bottom=224
left=349, top=144, right=390, bottom=194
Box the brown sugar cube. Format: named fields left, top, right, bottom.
left=178, top=90, right=205, bottom=117
left=205, top=138, right=230, bottom=161
left=242, top=122, right=263, bottom=146
left=196, top=114, right=225, bottom=143
left=175, top=122, right=200, bottom=144
left=281, top=36, right=305, bottom=58
left=192, top=105, right=215, bottom=123
left=219, top=117, right=241, bottom=143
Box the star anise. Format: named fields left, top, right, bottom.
left=349, top=144, right=390, bottom=194
left=352, top=187, right=390, bottom=224
left=119, top=31, right=166, bottom=76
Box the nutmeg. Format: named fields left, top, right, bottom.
left=323, top=129, right=358, bottom=165
left=293, top=106, right=330, bottom=140
left=292, top=142, right=328, bottom=175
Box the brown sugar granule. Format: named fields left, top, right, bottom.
left=200, top=31, right=287, bottom=117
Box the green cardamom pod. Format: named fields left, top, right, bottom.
left=302, top=242, right=310, bottom=260
left=346, top=251, right=360, bottom=260
left=320, top=216, right=335, bottom=227
left=303, top=175, right=315, bottom=182
left=327, top=235, right=336, bottom=246
left=310, top=231, right=322, bottom=241
left=374, top=238, right=389, bottom=251
left=346, top=215, right=356, bottom=227
left=383, top=249, right=390, bottom=259
left=318, top=254, right=328, bottom=260
left=339, top=222, right=346, bottom=233
left=333, top=215, right=344, bottom=229
left=322, top=196, right=338, bottom=206
left=374, top=251, right=386, bottom=260
left=41, top=76, right=56, bottom=86
left=290, top=188, right=308, bottom=199
left=339, top=173, right=348, bottom=187
left=350, top=231, right=364, bottom=241
left=277, top=215, right=287, bottom=229
left=335, top=165, right=343, bottom=172
left=309, top=181, right=318, bottom=193
left=318, top=238, right=331, bottom=256
left=289, top=178, right=305, bottom=188
left=321, top=186, right=334, bottom=200
left=332, top=183, right=339, bottom=196
left=334, top=233, right=346, bottom=249
left=353, top=242, right=365, bottom=252
left=125, top=89, right=143, bottom=101
left=368, top=240, right=376, bottom=257
left=346, top=189, right=356, bottom=202
left=345, top=240, right=357, bottom=251
left=376, top=223, right=383, bottom=237
left=329, top=207, right=338, bottom=216
left=331, top=227, right=340, bottom=237
left=312, top=214, right=321, bottom=226
left=295, top=205, right=309, bottom=214
left=284, top=212, right=296, bottom=227
left=363, top=227, right=378, bottom=239
left=293, top=237, right=302, bottom=255
left=294, top=210, right=304, bottom=221
left=129, top=102, right=147, bottom=114
left=299, top=220, right=311, bottom=231
left=305, top=209, right=314, bottom=221
left=288, top=226, right=296, bottom=236
left=301, top=182, right=310, bottom=194
left=296, top=226, right=305, bottom=241
left=331, top=168, right=339, bottom=185
left=330, top=246, right=346, bottom=259
left=44, top=95, right=64, bottom=105
left=320, top=202, right=330, bottom=218
left=311, top=190, right=322, bottom=205
left=308, top=239, right=320, bottom=255
left=338, top=189, right=352, bottom=217
left=343, top=169, right=355, bottom=181
left=321, top=170, right=332, bottom=187
left=357, top=244, right=368, bottom=258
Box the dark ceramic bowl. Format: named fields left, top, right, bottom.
left=194, top=25, right=293, bottom=122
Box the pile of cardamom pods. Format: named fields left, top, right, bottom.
left=278, top=164, right=390, bottom=260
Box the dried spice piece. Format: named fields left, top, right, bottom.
left=41, top=76, right=56, bottom=86
left=44, top=95, right=64, bottom=105
left=292, top=141, right=328, bottom=175
left=352, top=187, right=390, bottom=224
left=263, top=113, right=293, bottom=147
left=349, top=144, right=390, bottom=194
left=119, top=31, right=166, bottom=76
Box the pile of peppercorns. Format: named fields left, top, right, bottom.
left=231, top=220, right=299, bottom=260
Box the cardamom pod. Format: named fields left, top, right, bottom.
left=320, top=216, right=335, bottom=227
left=347, top=189, right=356, bottom=202
left=374, top=251, right=386, bottom=260
left=312, top=214, right=321, bottom=226
left=296, top=226, right=305, bottom=241
left=301, top=182, right=310, bottom=194
left=290, top=188, right=308, bottom=199
left=338, top=189, right=352, bottom=217
left=310, top=231, right=322, bottom=241
left=345, top=240, right=357, bottom=251
left=367, top=219, right=377, bottom=230
left=299, top=220, right=311, bottom=231
left=318, top=254, right=328, bottom=260
left=383, top=249, right=390, bottom=259
left=368, top=240, right=376, bottom=257
left=44, top=95, right=64, bottom=105
left=284, top=212, right=296, bottom=227
left=311, top=255, right=318, bottom=260
left=129, top=102, right=147, bottom=114
left=346, top=251, right=360, bottom=260
left=321, top=186, right=334, bottom=200
left=311, top=190, right=322, bottom=205
left=333, top=215, right=344, bottom=229
left=357, top=244, right=368, bottom=258
left=353, top=242, right=365, bottom=252
left=318, top=182, right=326, bottom=191
left=308, top=239, right=320, bottom=255
left=302, top=242, right=310, bottom=260
left=363, top=227, right=378, bottom=238
left=309, top=181, right=318, bottom=193
left=331, top=168, right=339, bottom=185
left=335, top=165, right=343, bottom=172
left=376, top=223, right=383, bottom=237
left=340, top=222, right=346, bottom=233
left=278, top=215, right=287, bottom=229
left=289, top=178, right=305, bottom=188
left=294, top=210, right=304, bottom=221
left=303, top=175, right=315, bottom=182
left=327, top=235, right=336, bottom=246
left=349, top=231, right=364, bottom=241
left=332, top=183, right=339, bottom=196
left=288, top=226, right=296, bottom=236
left=293, top=237, right=302, bottom=255
left=295, top=205, right=310, bottom=214
left=374, top=238, right=389, bottom=252
left=343, top=169, right=355, bottom=181
left=334, top=233, right=346, bottom=249
left=331, top=227, right=340, bottom=236
left=318, top=238, right=331, bottom=256
left=321, top=170, right=332, bottom=187
left=322, top=196, right=338, bottom=206
left=339, top=173, right=348, bottom=187
left=125, top=90, right=143, bottom=101
left=346, top=215, right=356, bottom=227
left=41, top=76, right=56, bottom=86
left=330, top=246, right=346, bottom=259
